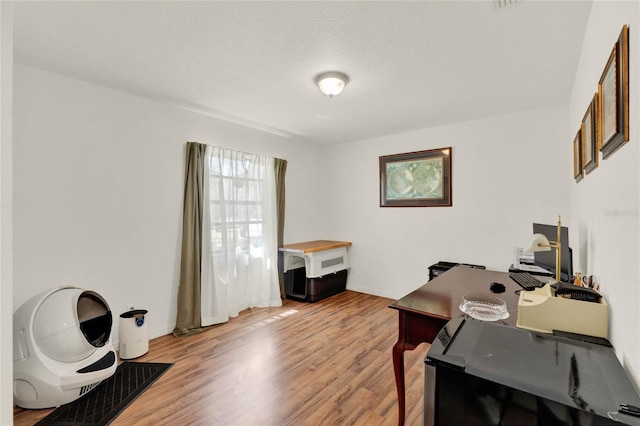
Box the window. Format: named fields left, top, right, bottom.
left=201, top=146, right=281, bottom=326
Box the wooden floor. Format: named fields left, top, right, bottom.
left=13, top=291, right=429, bottom=426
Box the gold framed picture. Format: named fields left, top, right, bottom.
left=573, top=129, right=583, bottom=182
left=582, top=93, right=599, bottom=175
left=598, top=25, right=629, bottom=159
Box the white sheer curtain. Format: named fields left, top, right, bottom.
left=200, top=146, right=282, bottom=326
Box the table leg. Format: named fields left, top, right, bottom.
left=392, top=339, right=407, bottom=426
left=392, top=310, right=444, bottom=425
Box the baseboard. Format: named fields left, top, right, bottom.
left=346, top=285, right=401, bottom=300
left=150, top=325, right=176, bottom=340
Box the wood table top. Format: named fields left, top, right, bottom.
left=280, top=240, right=352, bottom=254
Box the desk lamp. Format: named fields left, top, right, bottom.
left=523, top=216, right=562, bottom=283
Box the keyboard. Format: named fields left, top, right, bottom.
left=509, top=272, right=543, bottom=291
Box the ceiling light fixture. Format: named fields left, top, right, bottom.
left=314, top=71, right=349, bottom=97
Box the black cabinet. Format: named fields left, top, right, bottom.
left=428, top=261, right=486, bottom=281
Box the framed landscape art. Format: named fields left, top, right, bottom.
left=598, top=24, right=629, bottom=159
left=582, top=93, right=598, bottom=175
left=379, top=147, right=452, bottom=207
left=573, top=129, right=583, bottom=182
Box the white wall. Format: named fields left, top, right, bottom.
left=12, top=64, right=322, bottom=345
left=568, top=0, right=640, bottom=383
left=320, top=105, right=570, bottom=299
left=1, top=2, right=14, bottom=423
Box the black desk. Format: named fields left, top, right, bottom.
left=425, top=317, right=640, bottom=425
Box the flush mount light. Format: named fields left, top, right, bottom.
left=314, top=71, right=349, bottom=97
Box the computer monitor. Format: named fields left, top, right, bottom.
left=532, top=223, right=573, bottom=281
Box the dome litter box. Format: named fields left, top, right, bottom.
left=13, top=287, right=118, bottom=408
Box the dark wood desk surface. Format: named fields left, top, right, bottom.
left=389, top=266, right=520, bottom=425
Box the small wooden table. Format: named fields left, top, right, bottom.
left=389, top=266, right=520, bottom=425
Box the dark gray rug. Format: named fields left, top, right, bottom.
left=36, top=362, right=173, bottom=426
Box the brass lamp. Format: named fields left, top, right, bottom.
left=523, top=216, right=563, bottom=283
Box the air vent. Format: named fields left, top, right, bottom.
left=322, top=257, right=344, bottom=269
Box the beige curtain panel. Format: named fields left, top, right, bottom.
left=274, top=158, right=288, bottom=297
left=173, top=142, right=207, bottom=337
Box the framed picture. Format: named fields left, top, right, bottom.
left=573, top=129, right=583, bottom=182
left=598, top=24, right=629, bottom=159
left=379, top=147, right=452, bottom=207
left=582, top=93, right=598, bottom=175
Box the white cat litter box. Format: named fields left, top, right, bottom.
left=13, top=287, right=117, bottom=408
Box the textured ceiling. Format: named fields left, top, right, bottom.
left=13, top=1, right=592, bottom=145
